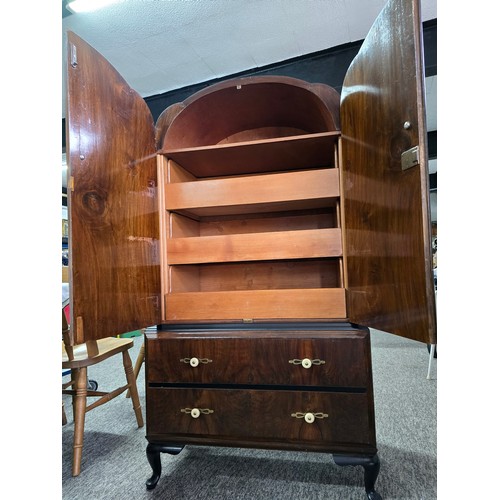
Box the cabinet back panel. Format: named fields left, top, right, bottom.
left=168, top=266, right=200, bottom=293
left=170, top=210, right=336, bottom=238
left=170, top=213, right=200, bottom=238
left=220, top=126, right=307, bottom=143
left=200, top=211, right=336, bottom=235
left=167, top=159, right=197, bottom=183
left=169, top=259, right=341, bottom=292
left=161, top=79, right=339, bottom=150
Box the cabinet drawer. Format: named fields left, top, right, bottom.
left=146, top=330, right=370, bottom=387
left=146, top=387, right=375, bottom=450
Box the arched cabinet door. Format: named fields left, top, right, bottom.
left=340, top=0, right=436, bottom=344
left=65, top=31, right=161, bottom=344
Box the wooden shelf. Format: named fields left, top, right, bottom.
left=166, top=168, right=339, bottom=217
left=165, top=288, right=347, bottom=320
left=169, top=259, right=342, bottom=293
left=160, top=132, right=344, bottom=320
left=161, top=131, right=340, bottom=177
left=167, top=228, right=342, bottom=265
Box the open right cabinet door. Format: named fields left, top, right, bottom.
left=340, top=0, right=436, bottom=344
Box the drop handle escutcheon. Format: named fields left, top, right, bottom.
left=291, top=412, right=329, bottom=423
left=288, top=358, right=326, bottom=369
left=181, top=408, right=214, bottom=418
left=180, top=357, right=213, bottom=367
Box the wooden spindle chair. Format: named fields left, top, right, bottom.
left=62, top=307, right=144, bottom=476
left=125, top=329, right=145, bottom=398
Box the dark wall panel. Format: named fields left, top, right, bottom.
left=423, top=19, right=437, bottom=76
left=143, top=41, right=362, bottom=122
left=428, top=130, right=437, bottom=159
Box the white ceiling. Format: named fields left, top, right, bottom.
left=62, top=0, right=436, bottom=118
left=62, top=0, right=437, bottom=219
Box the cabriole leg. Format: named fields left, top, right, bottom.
left=333, top=453, right=381, bottom=500
left=146, top=443, right=184, bottom=490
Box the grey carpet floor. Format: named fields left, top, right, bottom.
left=62, top=329, right=437, bottom=499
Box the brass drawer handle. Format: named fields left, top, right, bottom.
left=180, top=357, right=213, bottom=367
left=291, top=412, right=329, bottom=424
left=180, top=407, right=214, bottom=419
left=288, top=358, right=326, bottom=369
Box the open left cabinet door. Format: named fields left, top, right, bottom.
left=340, top=0, right=436, bottom=344
left=65, top=32, right=161, bottom=344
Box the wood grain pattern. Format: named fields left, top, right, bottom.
left=162, top=132, right=339, bottom=177
left=159, top=76, right=340, bottom=150
left=164, top=288, right=347, bottom=320
left=167, top=159, right=197, bottom=183
left=62, top=337, right=133, bottom=368
left=169, top=212, right=200, bottom=238
left=157, top=155, right=170, bottom=321
left=169, top=259, right=341, bottom=292
left=198, top=211, right=336, bottom=236
left=146, top=332, right=370, bottom=387
left=339, top=0, right=436, bottom=343
left=167, top=228, right=342, bottom=264
left=146, top=388, right=374, bottom=450
left=66, top=32, right=161, bottom=343
left=165, top=168, right=339, bottom=217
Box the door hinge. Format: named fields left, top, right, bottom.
left=70, top=43, right=78, bottom=68
left=401, top=146, right=420, bottom=171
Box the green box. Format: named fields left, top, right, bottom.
left=119, top=330, right=143, bottom=338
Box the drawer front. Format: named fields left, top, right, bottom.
left=147, top=387, right=375, bottom=449
left=147, top=333, right=370, bottom=387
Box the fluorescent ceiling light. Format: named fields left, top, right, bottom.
left=67, top=0, right=123, bottom=14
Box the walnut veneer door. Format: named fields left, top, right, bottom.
left=340, top=0, right=436, bottom=344
left=65, top=32, right=161, bottom=343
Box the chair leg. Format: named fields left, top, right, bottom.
left=72, top=367, right=88, bottom=477
left=123, top=350, right=144, bottom=428
left=62, top=401, right=67, bottom=426
left=126, top=343, right=145, bottom=398
left=70, top=368, right=77, bottom=420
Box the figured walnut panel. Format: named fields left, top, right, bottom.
left=146, top=331, right=371, bottom=387
left=146, top=388, right=374, bottom=451
left=66, top=32, right=161, bottom=343
left=340, top=0, right=436, bottom=343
